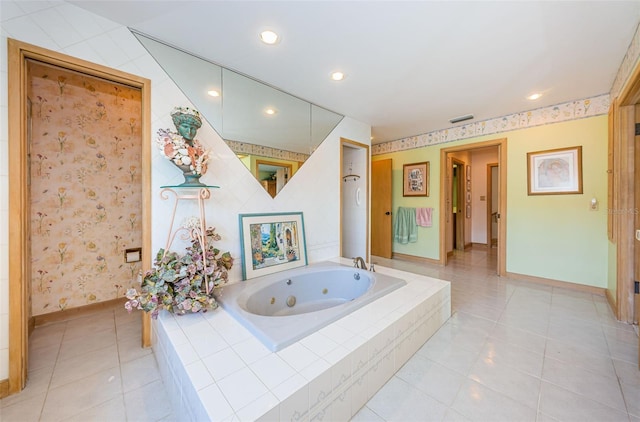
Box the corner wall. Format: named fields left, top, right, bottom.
left=0, top=1, right=370, bottom=383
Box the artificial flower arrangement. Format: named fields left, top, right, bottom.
left=156, top=127, right=210, bottom=176
left=124, top=217, right=233, bottom=318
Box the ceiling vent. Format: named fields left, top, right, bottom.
left=449, top=114, right=474, bottom=124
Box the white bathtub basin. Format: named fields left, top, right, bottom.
left=213, top=261, right=406, bottom=351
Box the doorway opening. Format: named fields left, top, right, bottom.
left=440, top=139, right=507, bottom=276
left=7, top=39, right=152, bottom=394
left=487, top=163, right=499, bottom=249
left=451, top=159, right=466, bottom=251
left=340, top=138, right=369, bottom=261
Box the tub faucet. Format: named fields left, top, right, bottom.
left=353, top=257, right=371, bottom=271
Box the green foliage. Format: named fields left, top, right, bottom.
left=124, top=227, right=233, bottom=318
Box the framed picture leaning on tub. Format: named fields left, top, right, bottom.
left=239, top=212, right=308, bottom=280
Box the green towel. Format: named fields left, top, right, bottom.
left=394, top=207, right=418, bottom=244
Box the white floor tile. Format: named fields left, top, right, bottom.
left=539, top=381, right=629, bottom=422
left=0, top=392, right=46, bottom=422
left=40, top=367, right=122, bottom=421
left=451, top=379, right=537, bottom=422
left=121, top=352, right=162, bottom=393
left=367, top=376, right=448, bottom=421
left=395, top=354, right=466, bottom=406
left=541, top=356, right=627, bottom=412
left=351, top=405, right=385, bottom=422
left=123, top=379, right=173, bottom=422
left=3, top=250, right=636, bottom=422
left=50, top=343, right=120, bottom=389
left=468, top=355, right=541, bottom=410
left=66, top=395, right=127, bottom=422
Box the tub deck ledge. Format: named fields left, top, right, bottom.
left=152, top=258, right=451, bottom=421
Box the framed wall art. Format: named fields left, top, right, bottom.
left=403, top=161, right=429, bottom=197
left=527, top=146, right=583, bottom=195
left=239, top=212, right=307, bottom=280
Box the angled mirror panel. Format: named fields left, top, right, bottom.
left=133, top=32, right=223, bottom=130
left=221, top=69, right=312, bottom=154
left=133, top=30, right=344, bottom=197
left=312, top=104, right=344, bottom=146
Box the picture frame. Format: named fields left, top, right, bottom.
left=466, top=204, right=471, bottom=219
left=239, top=212, right=308, bottom=280
left=466, top=165, right=471, bottom=180
left=466, top=180, right=471, bottom=191
left=527, top=146, right=583, bottom=195
left=403, top=161, right=429, bottom=197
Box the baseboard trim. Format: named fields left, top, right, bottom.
left=0, top=379, right=8, bottom=399
left=392, top=252, right=441, bottom=266
left=471, top=243, right=488, bottom=250
left=505, top=272, right=606, bottom=296
left=605, top=289, right=617, bottom=318
left=33, top=297, right=127, bottom=326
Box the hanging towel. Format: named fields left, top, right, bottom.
left=394, top=207, right=418, bottom=244
left=416, top=207, right=433, bottom=227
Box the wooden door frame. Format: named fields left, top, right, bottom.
left=487, top=163, right=499, bottom=248
left=611, top=55, right=640, bottom=324
left=340, top=138, right=370, bottom=261
left=440, top=139, right=507, bottom=275
left=7, top=39, right=152, bottom=394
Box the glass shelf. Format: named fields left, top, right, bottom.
left=160, top=184, right=219, bottom=189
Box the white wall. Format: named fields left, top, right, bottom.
left=0, top=1, right=370, bottom=382
left=341, top=146, right=368, bottom=259
left=470, top=148, right=498, bottom=244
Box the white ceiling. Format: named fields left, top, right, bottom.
left=71, top=1, right=640, bottom=144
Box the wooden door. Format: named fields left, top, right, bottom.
left=372, top=159, right=392, bottom=258
left=452, top=160, right=465, bottom=251
left=634, top=104, right=640, bottom=367
left=8, top=39, right=152, bottom=394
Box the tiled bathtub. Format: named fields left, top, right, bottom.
left=152, top=259, right=451, bottom=421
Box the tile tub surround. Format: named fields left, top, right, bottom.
left=152, top=259, right=451, bottom=421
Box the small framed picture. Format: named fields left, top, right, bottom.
left=403, top=161, right=429, bottom=197
left=466, top=204, right=471, bottom=218
left=238, top=212, right=307, bottom=280
left=466, top=165, right=471, bottom=180
left=466, top=180, right=471, bottom=191
left=527, top=146, right=583, bottom=195
left=466, top=192, right=471, bottom=203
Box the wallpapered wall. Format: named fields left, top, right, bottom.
left=28, top=60, right=142, bottom=316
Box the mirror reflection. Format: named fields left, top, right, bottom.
left=133, top=31, right=344, bottom=196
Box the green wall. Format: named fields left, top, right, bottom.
left=373, top=115, right=609, bottom=288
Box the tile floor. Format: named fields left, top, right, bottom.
left=1, top=248, right=638, bottom=421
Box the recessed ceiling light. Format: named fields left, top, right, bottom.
left=527, top=93, right=542, bottom=100
left=260, top=30, right=279, bottom=45
left=207, top=90, right=220, bottom=97
left=331, top=71, right=345, bottom=81
left=265, top=107, right=277, bottom=115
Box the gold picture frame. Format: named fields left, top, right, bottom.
left=403, top=161, right=429, bottom=197
left=527, top=146, right=583, bottom=195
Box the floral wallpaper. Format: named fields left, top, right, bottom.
left=28, top=61, right=143, bottom=316
left=372, top=94, right=610, bottom=155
